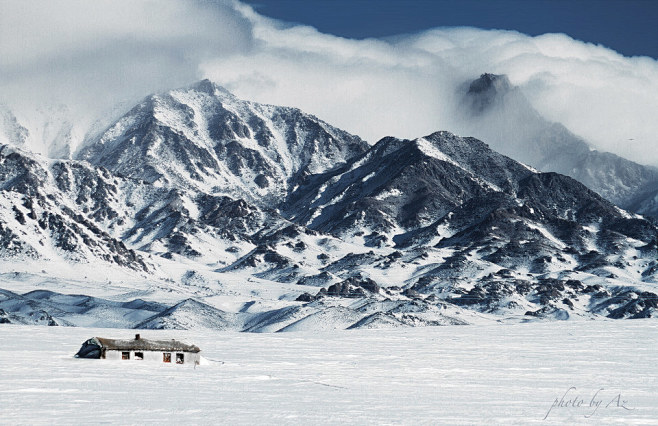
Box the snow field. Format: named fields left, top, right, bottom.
left=0, top=320, right=656, bottom=424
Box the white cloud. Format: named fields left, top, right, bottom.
left=0, top=0, right=252, bottom=128
left=203, top=11, right=658, bottom=165
left=1, top=0, right=657, bottom=165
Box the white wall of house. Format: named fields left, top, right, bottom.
left=104, top=349, right=200, bottom=365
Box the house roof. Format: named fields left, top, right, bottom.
left=92, top=337, right=201, bottom=353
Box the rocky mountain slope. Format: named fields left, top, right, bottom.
left=0, top=81, right=657, bottom=331
left=0, top=145, right=147, bottom=270
left=454, top=73, right=658, bottom=219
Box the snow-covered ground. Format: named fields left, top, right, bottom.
left=1, top=321, right=656, bottom=424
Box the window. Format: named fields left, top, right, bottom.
left=122, top=351, right=130, bottom=360
left=134, top=352, right=144, bottom=360
left=176, top=353, right=184, bottom=364
left=163, top=352, right=171, bottom=363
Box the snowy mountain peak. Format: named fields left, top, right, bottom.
left=78, top=82, right=368, bottom=203
left=468, top=73, right=512, bottom=94
left=186, top=78, right=234, bottom=98
left=466, top=73, right=513, bottom=114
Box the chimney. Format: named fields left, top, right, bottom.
left=135, top=333, right=141, bottom=340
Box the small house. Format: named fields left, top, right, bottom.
left=75, top=334, right=201, bottom=365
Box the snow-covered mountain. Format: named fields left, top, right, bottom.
left=1, top=81, right=657, bottom=331
left=454, top=73, right=658, bottom=219
left=280, top=131, right=658, bottom=318
left=78, top=79, right=368, bottom=204
left=284, top=131, right=533, bottom=238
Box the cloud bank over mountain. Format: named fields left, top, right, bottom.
left=0, top=0, right=252, bottom=126
left=1, top=0, right=657, bottom=165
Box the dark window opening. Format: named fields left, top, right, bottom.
left=176, top=353, right=184, bottom=364
left=163, top=352, right=171, bottom=363
left=134, top=352, right=144, bottom=360
left=122, top=351, right=130, bottom=360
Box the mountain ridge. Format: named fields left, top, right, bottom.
left=0, top=80, right=656, bottom=331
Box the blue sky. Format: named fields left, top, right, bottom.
left=243, top=0, right=658, bottom=59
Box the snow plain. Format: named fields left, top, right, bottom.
left=1, top=320, right=656, bottom=424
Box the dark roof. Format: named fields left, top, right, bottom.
left=92, top=337, right=201, bottom=353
